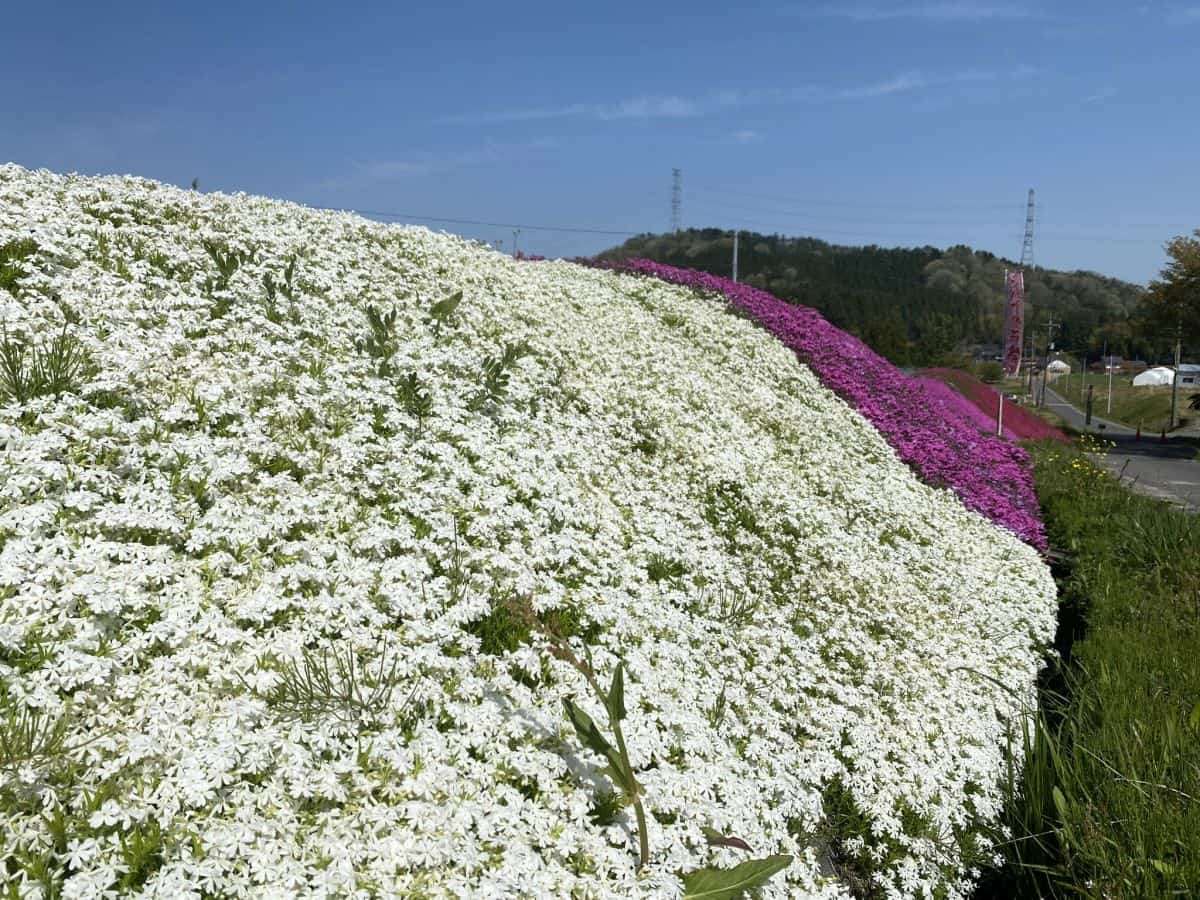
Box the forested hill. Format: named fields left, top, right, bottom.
left=598, top=229, right=1147, bottom=366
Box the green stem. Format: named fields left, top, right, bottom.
left=609, top=708, right=650, bottom=870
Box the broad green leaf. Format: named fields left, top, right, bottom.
left=608, top=663, right=626, bottom=722
left=1189, top=701, right=1200, bottom=732
left=682, top=855, right=791, bottom=899
left=563, top=698, right=627, bottom=783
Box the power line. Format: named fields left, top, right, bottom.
left=694, top=197, right=1027, bottom=228
left=312, top=202, right=1175, bottom=248
left=323, top=206, right=641, bottom=237
left=687, top=204, right=1173, bottom=246
left=690, top=183, right=1024, bottom=213
left=693, top=186, right=1196, bottom=230
left=691, top=194, right=1190, bottom=233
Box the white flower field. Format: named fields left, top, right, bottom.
left=0, top=166, right=1056, bottom=898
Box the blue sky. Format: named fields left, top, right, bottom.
left=4, top=0, right=1197, bottom=283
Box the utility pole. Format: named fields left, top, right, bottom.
left=1039, top=317, right=1057, bottom=407
left=732, top=230, right=739, bottom=283
left=512, top=229, right=520, bottom=259
left=1106, top=345, right=1114, bottom=415
left=671, top=169, right=682, bottom=233
left=1170, top=324, right=1183, bottom=430
left=1100, top=339, right=1107, bottom=416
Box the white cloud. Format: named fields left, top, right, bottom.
left=836, top=72, right=928, bottom=98
left=1083, top=86, right=1117, bottom=104
left=813, top=2, right=1036, bottom=21
left=439, top=65, right=1040, bottom=126
left=359, top=160, right=437, bottom=179
left=440, top=95, right=707, bottom=125
left=320, top=139, right=559, bottom=188
left=732, top=129, right=762, bottom=144
left=441, top=73, right=945, bottom=125
left=1166, top=5, right=1200, bottom=23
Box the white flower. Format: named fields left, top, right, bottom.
left=0, top=164, right=1057, bottom=899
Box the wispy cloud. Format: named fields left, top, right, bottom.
left=1166, top=5, right=1200, bottom=23
left=320, top=138, right=559, bottom=189
left=439, top=95, right=711, bottom=125
left=1083, top=86, right=1117, bottom=104
left=731, top=129, right=762, bottom=144
left=837, top=72, right=928, bottom=97
left=441, top=67, right=1035, bottom=126
left=812, top=2, right=1037, bottom=21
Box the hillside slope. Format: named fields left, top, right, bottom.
left=591, top=258, right=1049, bottom=548
left=601, top=229, right=1146, bottom=365
left=0, top=166, right=1055, bottom=898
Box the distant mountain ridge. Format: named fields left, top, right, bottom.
left=599, top=229, right=1147, bottom=366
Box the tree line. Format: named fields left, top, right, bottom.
left=599, top=229, right=1179, bottom=367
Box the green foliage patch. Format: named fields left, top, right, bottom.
left=0, top=238, right=38, bottom=295
left=983, top=444, right=1200, bottom=898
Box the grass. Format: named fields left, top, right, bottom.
left=1049, top=373, right=1190, bottom=433
left=981, top=441, right=1200, bottom=898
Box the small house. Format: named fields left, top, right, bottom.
left=1177, top=364, right=1200, bottom=386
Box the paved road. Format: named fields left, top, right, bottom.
left=1043, top=387, right=1200, bottom=512
left=1042, top=386, right=1135, bottom=436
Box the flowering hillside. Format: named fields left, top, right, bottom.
left=592, top=260, right=1048, bottom=550
left=0, top=166, right=1055, bottom=899
left=919, top=368, right=1069, bottom=444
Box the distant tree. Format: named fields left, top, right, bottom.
left=1142, top=230, right=1200, bottom=343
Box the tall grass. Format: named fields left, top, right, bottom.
left=981, top=443, right=1200, bottom=898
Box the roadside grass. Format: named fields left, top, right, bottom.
left=1052, top=373, right=1190, bottom=433
left=982, top=441, right=1200, bottom=898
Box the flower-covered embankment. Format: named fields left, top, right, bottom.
left=919, top=367, right=1069, bottom=444
left=0, top=166, right=1056, bottom=898
left=593, top=259, right=1048, bottom=550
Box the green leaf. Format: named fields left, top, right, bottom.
left=563, top=698, right=626, bottom=780
left=1051, top=785, right=1069, bottom=821
left=682, top=855, right=792, bottom=899
left=430, top=290, right=462, bottom=321
left=701, top=827, right=752, bottom=853
left=1151, top=858, right=1176, bottom=876
left=608, top=663, right=626, bottom=722
left=1189, top=701, right=1200, bottom=733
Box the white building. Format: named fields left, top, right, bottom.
left=1133, top=366, right=1174, bottom=387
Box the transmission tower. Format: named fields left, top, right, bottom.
left=1020, top=188, right=1036, bottom=269
left=671, top=168, right=682, bottom=233
left=1002, top=188, right=1035, bottom=377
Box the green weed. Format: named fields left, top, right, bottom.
left=254, top=641, right=414, bottom=728
left=0, top=325, right=95, bottom=404
left=0, top=238, right=38, bottom=294
left=471, top=340, right=532, bottom=410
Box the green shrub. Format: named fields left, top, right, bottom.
left=975, top=360, right=1004, bottom=383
